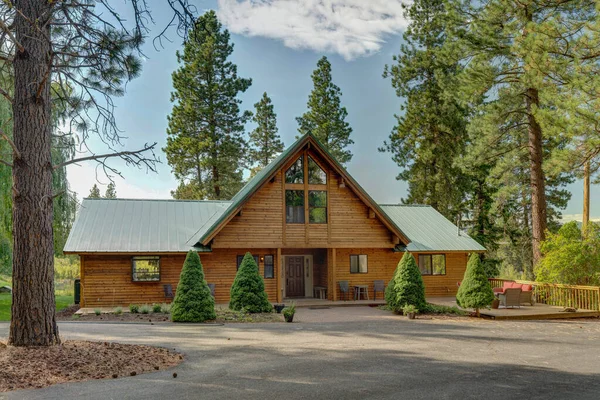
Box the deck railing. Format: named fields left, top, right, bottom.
left=488, top=278, right=600, bottom=311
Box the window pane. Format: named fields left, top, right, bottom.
left=286, top=190, right=305, bottom=223
left=132, top=257, right=160, bottom=281
left=285, top=157, right=304, bottom=183
left=359, top=255, right=368, bottom=273
left=264, top=255, right=274, bottom=279
left=309, top=191, right=327, bottom=223
left=418, top=255, right=432, bottom=275
left=308, top=156, right=326, bottom=184
left=432, top=255, right=446, bottom=275
left=350, top=255, right=358, bottom=273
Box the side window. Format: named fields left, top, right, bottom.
left=418, top=254, right=446, bottom=275
left=264, top=255, right=274, bottom=279
left=350, top=254, right=368, bottom=273
left=132, top=257, right=160, bottom=282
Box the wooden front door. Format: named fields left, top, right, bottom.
left=286, top=256, right=305, bottom=297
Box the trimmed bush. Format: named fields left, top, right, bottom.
left=140, top=304, right=151, bottom=314
left=456, top=253, right=495, bottom=316
left=171, top=250, right=216, bottom=322
left=129, top=304, right=139, bottom=313
left=385, top=251, right=426, bottom=312
left=229, top=252, right=272, bottom=313
left=152, top=303, right=162, bottom=313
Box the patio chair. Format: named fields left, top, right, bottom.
left=373, top=280, right=385, bottom=300
left=498, top=288, right=521, bottom=308
left=163, top=284, right=174, bottom=299
left=207, top=283, right=216, bottom=298
left=338, top=281, right=350, bottom=301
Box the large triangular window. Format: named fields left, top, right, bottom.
left=308, top=156, right=326, bottom=185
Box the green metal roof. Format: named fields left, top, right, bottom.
left=379, top=205, right=486, bottom=252
left=64, top=198, right=230, bottom=253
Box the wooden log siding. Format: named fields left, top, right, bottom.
left=328, top=249, right=468, bottom=300
left=80, top=249, right=279, bottom=307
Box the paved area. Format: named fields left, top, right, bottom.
left=2, top=306, right=600, bottom=400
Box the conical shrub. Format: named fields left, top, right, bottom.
left=171, top=250, right=216, bottom=322
left=456, top=253, right=494, bottom=315
left=385, top=251, right=426, bottom=312
left=229, top=252, right=272, bottom=313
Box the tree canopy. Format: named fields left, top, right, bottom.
left=248, top=92, right=284, bottom=177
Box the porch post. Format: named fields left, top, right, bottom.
left=331, top=248, right=337, bottom=301
left=277, top=248, right=282, bottom=303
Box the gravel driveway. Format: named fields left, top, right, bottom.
left=1, top=306, right=600, bottom=400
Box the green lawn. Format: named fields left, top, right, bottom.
left=0, top=293, right=72, bottom=321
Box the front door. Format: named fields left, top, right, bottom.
left=286, top=256, right=305, bottom=297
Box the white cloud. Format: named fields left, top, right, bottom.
left=217, top=0, right=408, bottom=60
left=560, top=214, right=600, bottom=223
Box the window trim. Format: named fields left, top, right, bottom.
left=350, top=254, right=368, bottom=274
left=264, top=255, right=274, bottom=279
left=418, top=254, right=446, bottom=276
left=285, top=189, right=305, bottom=224
left=131, top=256, right=161, bottom=282
left=308, top=190, right=327, bottom=224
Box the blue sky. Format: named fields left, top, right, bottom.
left=67, top=0, right=599, bottom=221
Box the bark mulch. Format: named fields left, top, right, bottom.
left=0, top=340, right=182, bottom=392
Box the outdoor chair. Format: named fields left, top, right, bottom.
left=498, top=288, right=522, bottom=308
left=338, top=281, right=350, bottom=301
left=373, top=280, right=385, bottom=300
left=163, top=284, right=174, bottom=299
left=207, top=283, right=216, bottom=298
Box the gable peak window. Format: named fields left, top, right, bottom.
left=308, top=156, right=326, bottom=185
left=285, top=156, right=304, bottom=184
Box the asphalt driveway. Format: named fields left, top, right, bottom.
left=1, top=306, right=600, bottom=400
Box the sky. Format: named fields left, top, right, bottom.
left=66, top=0, right=600, bottom=222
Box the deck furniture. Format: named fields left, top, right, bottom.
left=354, top=285, right=369, bottom=300
left=207, top=283, right=216, bottom=298
left=373, top=280, right=385, bottom=300
left=493, top=281, right=534, bottom=306
left=498, top=288, right=522, bottom=308
left=163, top=284, right=174, bottom=299
left=313, top=286, right=327, bottom=299
left=338, top=281, right=350, bottom=301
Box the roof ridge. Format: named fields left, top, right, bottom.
left=83, top=198, right=232, bottom=203
left=379, top=203, right=432, bottom=207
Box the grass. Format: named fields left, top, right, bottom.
left=0, top=293, right=73, bottom=322
left=378, top=302, right=468, bottom=316
left=215, top=308, right=282, bottom=323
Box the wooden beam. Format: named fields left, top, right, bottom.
left=277, top=248, right=282, bottom=303
left=331, top=248, right=337, bottom=301
left=368, top=209, right=375, bottom=219
left=80, top=255, right=85, bottom=308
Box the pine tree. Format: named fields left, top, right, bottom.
left=449, top=0, right=600, bottom=265
left=165, top=11, right=251, bottom=200
left=248, top=92, right=284, bottom=176
left=385, top=252, right=426, bottom=312
left=104, top=182, right=117, bottom=199
left=296, top=56, right=353, bottom=165
left=229, top=252, right=272, bottom=313
left=88, top=184, right=101, bottom=199
left=171, top=251, right=216, bottom=322
left=380, top=0, right=468, bottom=221
left=456, top=253, right=494, bottom=317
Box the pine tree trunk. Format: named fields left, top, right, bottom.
left=526, top=88, right=547, bottom=267
left=583, top=160, right=590, bottom=235
left=9, top=0, right=60, bottom=346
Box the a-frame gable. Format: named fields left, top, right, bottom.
left=191, top=133, right=410, bottom=248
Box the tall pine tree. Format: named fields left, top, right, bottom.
left=297, top=56, right=353, bottom=165
left=105, top=182, right=117, bottom=198
left=165, top=11, right=251, bottom=200
left=88, top=184, right=101, bottom=199
left=380, top=0, right=468, bottom=221
left=449, top=0, right=599, bottom=265
left=248, top=92, right=284, bottom=176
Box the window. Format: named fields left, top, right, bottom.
left=418, top=254, right=446, bottom=275
left=308, top=190, right=327, bottom=223
left=286, top=190, right=305, bottom=223
left=264, top=255, right=274, bottom=279
left=285, top=157, right=304, bottom=183
left=308, top=156, right=326, bottom=184
left=237, top=254, right=259, bottom=270
left=132, top=257, right=160, bottom=282
left=350, top=254, right=368, bottom=273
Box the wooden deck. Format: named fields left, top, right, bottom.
left=427, top=297, right=600, bottom=320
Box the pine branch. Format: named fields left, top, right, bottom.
left=0, top=18, right=24, bottom=53
left=0, top=129, right=20, bottom=159
left=0, top=158, right=12, bottom=167
left=53, top=142, right=158, bottom=171
left=0, top=87, right=13, bottom=103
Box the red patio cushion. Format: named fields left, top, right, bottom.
left=511, top=283, right=523, bottom=290
left=522, top=284, right=532, bottom=291
left=503, top=281, right=513, bottom=288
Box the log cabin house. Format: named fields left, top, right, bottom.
left=64, top=133, right=485, bottom=307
